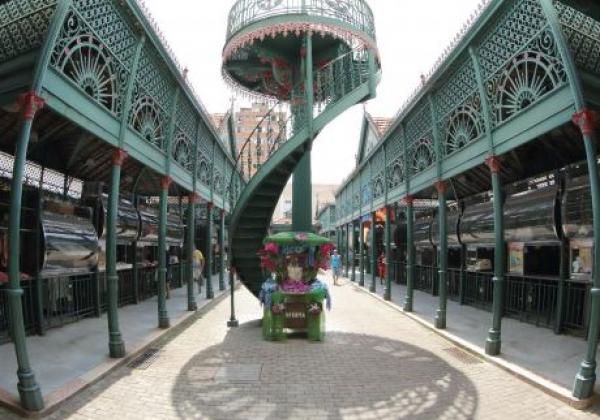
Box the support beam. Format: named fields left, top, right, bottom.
left=6, top=0, right=73, bottom=410
left=350, top=221, right=357, bottom=282
left=219, top=209, right=226, bottom=291
left=344, top=223, right=350, bottom=277
left=384, top=205, right=392, bottom=301
left=370, top=211, right=377, bottom=293
left=7, top=93, right=46, bottom=411
left=485, top=156, right=505, bottom=355
left=359, top=220, right=365, bottom=287
left=106, top=149, right=128, bottom=355
left=206, top=202, right=215, bottom=299
left=572, top=110, right=600, bottom=398
left=186, top=193, right=198, bottom=311
left=404, top=196, right=415, bottom=312
left=157, top=176, right=171, bottom=329
left=434, top=181, right=448, bottom=330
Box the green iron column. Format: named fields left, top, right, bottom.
left=7, top=93, right=46, bottom=411
left=572, top=110, right=600, bottom=398
left=219, top=209, right=226, bottom=291
left=359, top=220, right=365, bottom=286
left=206, top=202, right=214, bottom=299
left=106, top=149, right=128, bottom=355
left=434, top=181, right=448, bottom=329
left=351, top=222, right=357, bottom=282
left=384, top=206, right=392, bottom=301
left=186, top=193, right=198, bottom=311
left=292, top=35, right=314, bottom=232
left=344, top=224, right=350, bottom=277
left=370, top=212, right=377, bottom=293
left=157, top=177, right=171, bottom=329
left=404, top=196, right=415, bottom=312
left=485, top=156, right=505, bottom=354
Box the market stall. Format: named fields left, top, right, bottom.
left=258, top=232, right=332, bottom=342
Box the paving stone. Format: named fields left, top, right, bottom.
left=3, top=272, right=600, bottom=419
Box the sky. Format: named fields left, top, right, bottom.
left=143, top=0, right=483, bottom=185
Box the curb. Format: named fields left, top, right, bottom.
left=347, top=280, right=599, bottom=410
left=1, top=283, right=238, bottom=418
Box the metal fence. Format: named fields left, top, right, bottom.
left=414, top=264, right=436, bottom=294
left=0, top=263, right=187, bottom=344
left=463, top=271, right=494, bottom=310
left=504, top=275, right=558, bottom=329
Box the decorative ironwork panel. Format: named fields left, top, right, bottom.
left=484, top=28, right=567, bottom=126
left=405, top=100, right=435, bottom=175
left=434, top=57, right=484, bottom=156
left=371, top=148, right=385, bottom=200
left=136, top=45, right=175, bottom=112
left=172, top=130, right=192, bottom=170
left=385, top=128, right=404, bottom=191
left=73, top=0, right=137, bottom=68
left=226, top=0, right=376, bottom=42
left=129, top=84, right=167, bottom=151
left=176, top=95, right=198, bottom=140
left=556, top=1, right=600, bottom=75
left=477, top=0, right=547, bottom=80
left=0, top=0, right=57, bottom=63
left=360, top=168, right=371, bottom=207
left=352, top=179, right=360, bottom=211
left=51, top=9, right=128, bottom=116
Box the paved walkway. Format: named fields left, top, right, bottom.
left=3, top=273, right=600, bottom=419
left=0, top=274, right=226, bottom=403
left=354, top=269, right=596, bottom=392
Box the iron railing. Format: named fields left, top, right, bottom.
left=226, top=0, right=376, bottom=42
left=447, top=268, right=462, bottom=302
left=463, top=271, right=494, bottom=310
left=0, top=279, right=37, bottom=345
left=504, top=275, right=558, bottom=329
left=414, top=264, right=436, bottom=294
left=117, top=269, right=136, bottom=308
left=138, top=265, right=159, bottom=302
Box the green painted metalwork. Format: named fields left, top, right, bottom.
left=404, top=198, right=415, bottom=312
left=384, top=205, right=392, bottom=301
left=4, top=0, right=72, bottom=412
left=369, top=211, right=376, bottom=292
left=106, top=152, right=127, bottom=356
left=157, top=178, right=170, bottom=329
left=434, top=184, right=448, bottom=330
left=219, top=209, right=226, bottom=291
left=206, top=203, right=214, bottom=299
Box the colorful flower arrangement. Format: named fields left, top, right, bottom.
left=307, top=303, right=322, bottom=315
left=271, top=302, right=286, bottom=315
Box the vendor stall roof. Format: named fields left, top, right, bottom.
left=263, top=232, right=332, bottom=246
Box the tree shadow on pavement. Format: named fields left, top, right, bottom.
left=171, top=321, right=479, bottom=419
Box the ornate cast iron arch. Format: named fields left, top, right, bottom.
left=445, top=101, right=482, bottom=155
left=54, top=13, right=120, bottom=114
left=411, top=138, right=435, bottom=173
left=130, top=96, right=164, bottom=150
left=172, top=131, right=192, bottom=170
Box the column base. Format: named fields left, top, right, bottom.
left=485, top=329, right=501, bottom=356
left=434, top=310, right=446, bottom=329
left=369, top=283, right=376, bottom=293
left=109, top=338, right=126, bottom=359
left=359, top=274, right=365, bottom=287
left=188, top=301, right=198, bottom=311
left=219, top=282, right=226, bottom=291
left=227, top=318, right=239, bottom=328
left=573, top=361, right=597, bottom=399
left=206, top=290, right=214, bottom=299
left=159, top=316, right=170, bottom=329
left=17, top=374, right=44, bottom=412
left=403, top=298, right=413, bottom=312
left=384, top=287, right=391, bottom=301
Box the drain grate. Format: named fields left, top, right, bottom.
left=128, top=348, right=161, bottom=370
left=443, top=347, right=482, bottom=365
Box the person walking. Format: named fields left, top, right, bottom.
left=377, top=251, right=386, bottom=285
left=331, top=249, right=342, bottom=286
left=192, top=248, right=205, bottom=294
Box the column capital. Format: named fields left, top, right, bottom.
left=189, top=192, right=200, bottom=204
left=434, top=180, right=448, bottom=194
left=207, top=201, right=214, bottom=210
left=18, top=91, right=45, bottom=121
left=401, top=195, right=415, bottom=206
left=573, top=109, right=597, bottom=136
left=112, top=148, right=128, bottom=166
left=485, top=155, right=501, bottom=174
left=220, top=208, right=226, bottom=217
left=160, top=176, right=172, bottom=191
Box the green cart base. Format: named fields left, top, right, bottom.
left=262, top=293, right=326, bottom=342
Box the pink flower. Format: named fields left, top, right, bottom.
left=320, top=243, right=334, bottom=256
left=260, top=258, right=277, bottom=272
left=264, top=242, right=279, bottom=254
left=295, top=233, right=308, bottom=241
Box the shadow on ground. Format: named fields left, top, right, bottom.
left=171, top=321, right=479, bottom=419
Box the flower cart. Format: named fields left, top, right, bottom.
left=259, top=232, right=332, bottom=341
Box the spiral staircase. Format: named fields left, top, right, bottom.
left=223, top=0, right=381, bottom=298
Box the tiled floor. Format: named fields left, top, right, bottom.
left=1, top=273, right=599, bottom=419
